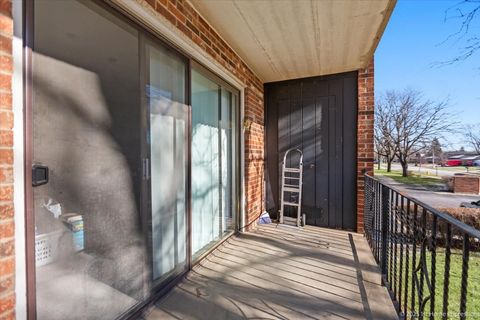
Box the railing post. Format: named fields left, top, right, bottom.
left=381, top=184, right=389, bottom=276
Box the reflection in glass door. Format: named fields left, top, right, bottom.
left=220, top=89, right=237, bottom=235
left=30, top=0, right=238, bottom=317
left=33, top=1, right=145, bottom=319
left=191, top=70, right=220, bottom=257
left=145, top=41, right=188, bottom=282
left=191, top=67, right=238, bottom=259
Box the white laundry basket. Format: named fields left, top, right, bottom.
left=35, top=230, right=63, bottom=267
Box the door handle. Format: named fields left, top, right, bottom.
left=32, top=164, right=49, bottom=187
left=309, top=164, right=315, bottom=169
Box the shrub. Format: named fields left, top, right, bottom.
left=438, top=207, right=480, bottom=251
left=438, top=207, right=480, bottom=231
left=382, top=205, right=480, bottom=250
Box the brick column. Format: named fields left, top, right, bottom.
left=0, top=0, right=15, bottom=318
left=453, top=175, right=480, bottom=195
left=357, top=60, right=374, bottom=233
left=244, top=87, right=264, bottom=230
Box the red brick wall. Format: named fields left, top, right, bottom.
left=0, top=0, right=15, bottom=319
left=244, top=87, right=264, bottom=229
left=454, top=175, right=480, bottom=195
left=143, top=0, right=265, bottom=228
left=357, top=60, right=375, bottom=233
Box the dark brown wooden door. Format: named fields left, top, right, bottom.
left=265, top=72, right=357, bottom=230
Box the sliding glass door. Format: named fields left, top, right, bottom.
left=31, top=2, right=238, bottom=316
left=33, top=2, right=145, bottom=319
left=191, top=67, right=238, bottom=259
left=144, top=41, right=188, bottom=283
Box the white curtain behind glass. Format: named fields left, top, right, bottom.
left=148, top=45, right=187, bottom=280
left=191, top=70, right=220, bottom=255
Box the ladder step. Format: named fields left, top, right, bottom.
left=283, top=201, right=300, bottom=207
left=283, top=186, right=300, bottom=193
left=284, top=176, right=300, bottom=180
left=284, top=168, right=300, bottom=173
left=283, top=182, right=299, bottom=186
left=283, top=216, right=298, bottom=223
left=283, top=184, right=300, bottom=188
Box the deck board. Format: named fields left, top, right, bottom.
left=147, top=224, right=398, bottom=320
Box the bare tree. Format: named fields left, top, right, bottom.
left=466, top=124, right=480, bottom=153
left=442, top=0, right=480, bottom=66
left=374, top=140, right=382, bottom=170
left=375, top=95, right=397, bottom=172
left=383, top=89, right=456, bottom=177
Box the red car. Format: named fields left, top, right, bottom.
left=445, top=159, right=462, bottom=166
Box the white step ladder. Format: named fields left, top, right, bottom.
left=279, top=148, right=304, bottom=227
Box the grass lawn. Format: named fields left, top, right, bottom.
left=375, top=168, right=444, bottom=187
left=434, top=166, right=480, bottom=173
left=436, top=166, right=480, bottom=172
left=394, top=249, right=480, bottom=319
left=429, top=250, right=480, bottom=318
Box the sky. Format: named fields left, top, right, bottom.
left=375, top=0, right=480, bottom=151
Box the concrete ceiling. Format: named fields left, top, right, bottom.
left=189, top=0, right=396, bottom=83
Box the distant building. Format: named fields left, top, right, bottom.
left=443, top=152, right=480, bottom=166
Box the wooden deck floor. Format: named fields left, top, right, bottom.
left=146, top=224, right=398, bottom=320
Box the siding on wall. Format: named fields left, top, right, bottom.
left=264, top=72, right=358, bottom=230
left=357, top=60, right=375, bottom=233
left=141, top=0, right=265, bottom=229
left=0, top=0, right=15, bottom=319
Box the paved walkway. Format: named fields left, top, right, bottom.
left=146, top=224, right=398, bottom=320
left=376, top=175, right=479, bottom=208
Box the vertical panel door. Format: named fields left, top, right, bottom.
left=266, top=73, right=357, bottom=230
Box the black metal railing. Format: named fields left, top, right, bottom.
left=364, top=174, right=480, bottom=320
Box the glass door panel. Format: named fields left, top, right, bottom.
left=191, top=70, right=220, bottom=257
left=220, top=89, right=234, bottom=234
left=145, top=42, right=188, bottom=282
left=33, top=1, right=144, bottom=319
left=191, top=67, right=238, bottom=259
left=32, top=0, right=238, bottom=317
